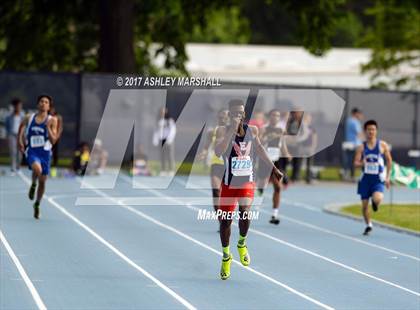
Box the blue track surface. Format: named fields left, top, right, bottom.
left=1, top=170, right=419, bottom=309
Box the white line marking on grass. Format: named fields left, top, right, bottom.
left=17, top=172, right=196, bottom=310
left=82, top=177, right=335, bottom=310
left=144, top=177, right=420, bottom=297
left=174, top=178, right=420, bottom=262
left=0, top=230, right=47, bottom=310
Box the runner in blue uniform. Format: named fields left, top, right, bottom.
left=354, top=120, right=392, bottom=235
left=18, top=95, right=59, bottom=219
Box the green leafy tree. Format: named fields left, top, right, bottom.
left=0, top=0, right=384, bottom=74
left=360, top=0, right=420, bottom=89
left=241, top=0, right=346, bottom=56
left=0, top=0, right=236, bottom=73
left=190, top=6, right=250, bottom=44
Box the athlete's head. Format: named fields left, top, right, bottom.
left=268, top=109, right=281, bottom=126
left=37, top=94, right=53, bottom=113
left=217, top=108, right=229, bottom=126
left=228, top=99, right=245, bottom=121
left=364, top=120, right=378, bottom=140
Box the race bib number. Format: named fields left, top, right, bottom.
left=267, top=147, right=280, bottom=161
left=364, top=162, right=379, bottom=175
left=30, top=135, right=45, bottom=148
left=231, top=156, right=252, bottom=176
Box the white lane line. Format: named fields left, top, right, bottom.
left=138, top=177, right=420, bottom=297
left=174, top=178, right=420, bottom=262
left=246, top=227, right=420, bottom=297
left=17, top=172, right=196, bottom=310
left=260, top=209, right=420, bottom=262
left=0, top=230, right=47, bottom=310
left=281, top=199, right=321, bottom=212
left=81, top=178, right=335, bottom=310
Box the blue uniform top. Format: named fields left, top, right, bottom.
left=361, top=140, right=385, bottom=182
left=26, top=113, right=52, bottom=158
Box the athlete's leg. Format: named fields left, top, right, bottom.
left=362, top=199, right=370, bottom=225
left=218, top=186, right=235, bottom=252
left=362, top=199, right=372, bottom=235
left=219, top=216, right=233, bottom=280
left=31, top=162, right=42, bottom=179
left=220, top=218, right=233, bottom=248
left=31, top=171, right=37, bottom=183
left=33, top=174, right=46, bottom=219
left=256, top=177, right=266, bottom=196
left=270, top=174, right=281, bottom=225
left=29, top=162, right=42, bottom=200
left=238, top=200, right=252, bottom=238
left=219, top=215, right=233, bottom=280
left=211, top=175, right=222, bottom=212
left=236, top=197, right=252, bottom=266
left=371, top=190, right=384, bottom=212
left=30, top=162, right=43, bottom=219
left=256, top=159, right=270, bottom=196
left=36, top=175, right=47, bottom=203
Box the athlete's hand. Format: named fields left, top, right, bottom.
left=232, top=117, right=242, bottom=130
left=272, top=167, right=283, bottom=181
left=385, top=178, right=391, bottom=189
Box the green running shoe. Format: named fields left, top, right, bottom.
left=237, top=245, right=250, bottom=266
left=220, top=254, right=233, bottom=280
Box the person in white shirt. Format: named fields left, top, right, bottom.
left=153, top=107, right=176, bottom=176
left=5, top=98, right=25, bottom=174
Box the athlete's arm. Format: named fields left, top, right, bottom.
left=382, top=141, right=393, bottom=189
left=353, top=144, right=364, bottom=168
left=214, top=125, right=236, bottom=158
left=56, top=114, right=63, bottom=139
left=252, top=126, right=283, bottom=180
left=280, top=136, right=292, bottom=160
left=47, top=116, right=59, bottom=144
left=17, top=115, right=29, bottom=153
left=259, top=126, right=267, bottom=144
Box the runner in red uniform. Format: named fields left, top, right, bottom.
left=214, top=99, right=283, bottom=280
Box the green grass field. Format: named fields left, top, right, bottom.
left=341, top=204, right=420, bottom=232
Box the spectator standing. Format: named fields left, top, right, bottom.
left=5, top=98, right=25, bottom=174
left=153, top=107, right=176, bottom=176
left=343, top=108, right=364, bottom=181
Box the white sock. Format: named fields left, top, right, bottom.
left=368, top=222, right=373, bottom=228
left=273, top=208, right=279, bottom=218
